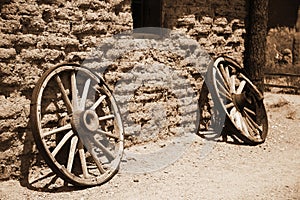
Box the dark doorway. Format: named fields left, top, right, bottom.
left=131, top=0, right=162, bottom=28
left=268, top=0, right=299, bottom=29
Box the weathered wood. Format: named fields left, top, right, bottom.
left=244, top=0, right=269, bottom=93
left=55, top=75, right=73, bottom=114
left=265, top=73, right=300, bottom=78
left=78, top=141, right=89, bottom=178
left=264, top=72, right=300, bottom=91
left=264, top=84, right=300, bottom=90
left=67, top=135, right=79, bottom=172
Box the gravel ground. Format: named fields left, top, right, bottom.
left=0, top=92, right=299, bottom=200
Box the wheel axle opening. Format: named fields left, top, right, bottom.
left=73, top=110, right=99, bottom=133
left=82, top=110, right=99, bottom=132
left=232, top=93, right=247, bottom=112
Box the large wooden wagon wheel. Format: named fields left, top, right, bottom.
left=30, top=63, right=124, bottom=186
left=204, top=56, right=268, bottom=145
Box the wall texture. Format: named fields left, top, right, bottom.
left=0, top=0, right=249, bottom=181
left=162, top=0, right=247, bottom=64
left=0, top=0, right=133, bottom=180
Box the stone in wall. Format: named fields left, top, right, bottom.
left=0, top=48, right=17, bottom=60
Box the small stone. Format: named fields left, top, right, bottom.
left=212, top=26, right=224, bottom=34
left=86, top=12, right=98, bottom=21
left=0, top=48, right=16, bottom=59
left=214, top=17, right=228, bottom=26
left=200, top=16, right=213, bottom=24
left=159, top=143, right=166, bottom=148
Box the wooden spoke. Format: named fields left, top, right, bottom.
left=244, top=115, right=260, bottom=136
left=71, top=71, right=78, bottom=110
left=88, top=135, right=115, bottom=161
left=225, top=66, right=233, bottom=92
left=230, top=108, right=241, bottom=130
left=51, top=130, right=74, bottom=157
left=225, top=102, right=234, bottom=109
left=78, top=140, right=89, bottom=178
left=99, top=114, right=115, bottom=121
left=218, top=90, right=232, bottom=101
left=244, top=111, right=263, bottom=133
left=215, top=67, right=230, bottom=92
left=229, top=107, right=236, bottom=120
left=29, top=171, right=56, bottom=185
left=67, top=135, right=79, bottom=172
left=90, top=95, right=106, bottom=110
left=239, top=73, right=264, bottom=100
left=42, top=124, right=72, bottom=138
left=96, top=129, right=120, bottom=140
left=55, top=75, right=73, bottom=114
left=240, top=115, right=250, bottom=137
left=216, top=79, right=231, bottom=97
left=236, top=80, right=246, bottom=94
left=85, top=141, right=106, bottom=174
left=216, top=79, right=232, bottom=102
left=231, top=75, right=236, bottom=94
left=79, top=78, right=91, bottom=110
left=244, top=107, right=256, bottom=116
left=234, top=111, right=242, bottom=131
left=218, top=64, right=231, bottom=91
left=225, top=66, right=230, bottom=80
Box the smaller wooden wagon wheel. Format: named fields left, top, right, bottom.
left=205, top=56, right=268, bottom=145
left=30, top=63, right=124, bottom=186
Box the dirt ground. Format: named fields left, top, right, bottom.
left=0, top=92, right=299, bottom=200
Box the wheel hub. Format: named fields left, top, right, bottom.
left=72, top=110, right=99, bottom=133
left=232, top=93, right=247, bottom=112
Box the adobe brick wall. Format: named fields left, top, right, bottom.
left=0, top=0, right=248, bottom=180
left=162, top=0, right=247, bottom=64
